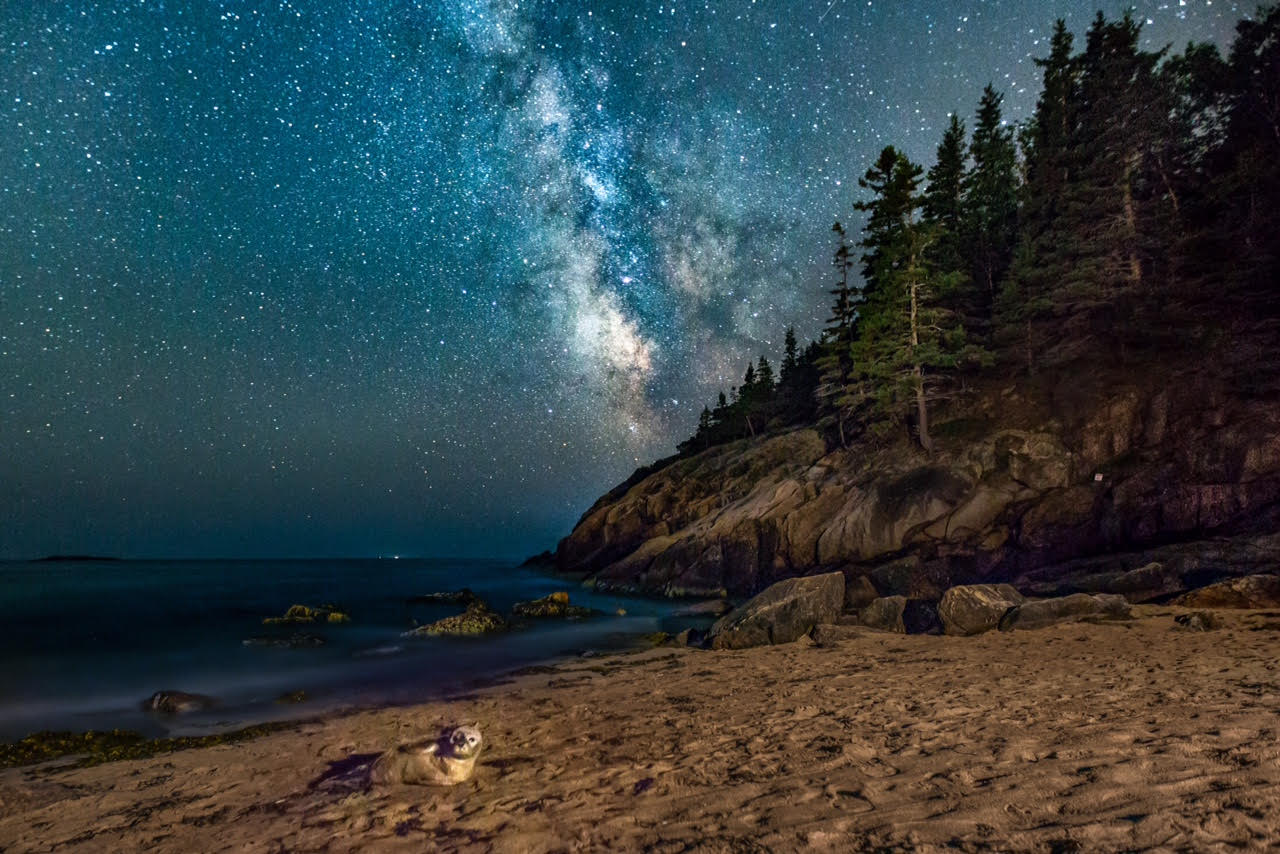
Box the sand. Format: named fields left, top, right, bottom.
left=3, top=606, right=1279, bottom=853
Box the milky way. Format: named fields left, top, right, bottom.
left=0, top=1, right=1246, bottom=558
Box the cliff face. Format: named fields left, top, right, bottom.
left=554, top=364, right=1280, bottom=599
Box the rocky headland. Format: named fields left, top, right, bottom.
left=553, top=356, right=1280, bottom=612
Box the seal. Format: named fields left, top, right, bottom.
left=370, top=724, right=483, bottom=786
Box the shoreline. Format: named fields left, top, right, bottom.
left=0, top=557, right=698, bottom=743
left=0, top=633, right=673, bottom=768
left=3, top=606, right=1279, bottom=852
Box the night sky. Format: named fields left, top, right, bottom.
left=0, top=1, right=1246, bottom=560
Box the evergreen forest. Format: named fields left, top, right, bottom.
left=678, top=8, right=1279, bottom=457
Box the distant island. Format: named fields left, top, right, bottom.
left=34, top=555, right=120, bottom=563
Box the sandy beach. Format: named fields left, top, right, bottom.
left=3, top=606, right=1279, bottom=853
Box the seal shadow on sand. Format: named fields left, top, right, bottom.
left=307, top=753, right=383, bottom=794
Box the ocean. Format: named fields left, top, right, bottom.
left=0, top=558, right=695, bottom=741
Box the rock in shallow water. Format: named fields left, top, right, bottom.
left=406, top=588, right=479, bottom=606
left=141, top=690, right=217, bottom=715
left=511, top=592, right=594, bottom=619
left=263, top=604, right=350, bottom=625
left=404, top=602, right=508, bottom=637
left=242, top=632, right=326, bottom=649
left=708, top=572, right=844, bottom=650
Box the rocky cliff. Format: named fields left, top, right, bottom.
left=553, top=357, right=1280, bottom=600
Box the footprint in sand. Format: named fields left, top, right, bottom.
left=822, top=783, right=874, bottom=812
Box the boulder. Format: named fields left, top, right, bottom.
left=999, top=593, right=1132, bottom=631
left=902, top=599, right=943, bottom=635
left=708, top=572, right=844, bottom=650
left=511, top=592, right=594, bottom=619
left=674, top=628, right=707, bottom=648
left=1173, top=574, right=1280, bottom=609
left=404, top=602, right=508, bottom=637
left=858, top=596, right=907, bottom=633
left=142, top=690, right=217, bottom=715
left=1102, top=562, right=1184, bottom=601
left=810, top=623, right=871, bottom=647
left=842, top=574, right=880, bottom=612
left=939, top=584, right=1027, bottom=636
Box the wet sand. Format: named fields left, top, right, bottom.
left=3, top=606, right=1279, bottom=852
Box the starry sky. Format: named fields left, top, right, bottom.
left=0, top=1, right=1247, bottom=560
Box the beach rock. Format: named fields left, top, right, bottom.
left=999, top=593, right=1132, bottom=631
left=404, top=602, right=508, bottom=637
left=407, top=588, right=479, bottom=606
left=1173, top=574, right=1280, bottom=609
left=810, top=623, right=870, bottom=647
left=903, top=599, right=944, bottom=635
left=141, top=691, right=217, bottom=715
left=843, top=574, right=880, bottom=612
left=858, top=596, right=907, bottom=633
left=511, top=592, right=594, bottom=619
left=263, top=604, right=351, bottom=625
left=242, top=633, right=326, bottom=649
left=939, top=584, right=1027, bottom=636
left=275, top=690, right=308, bottom=704
left=1175, top=611, right=1222, bottom=631
left=708, top=571, right=844, bottom=650
left=674, top=628, right=706, bottom=648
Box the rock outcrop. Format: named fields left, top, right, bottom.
left=707, top=572, right=844, bottom=650
left=553, top=370, right=1280, bottom=602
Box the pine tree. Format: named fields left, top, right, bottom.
left=852, top=149, right=972, bottom=453
left=1053, top=12, right=1164, bottom=349
left=923, top=113, right=969, bottom=277
left=755, top=356, right=775, bottom=395
left=1002, top=19, right=1076, bottom=371
left=964, top=84, right=1020, bottom=319
left=856, top=147, right=923, bottom=302
left=781, top=326, right=799, bottom=381
left=816, top=221, right=859, bottom=446
left=1217, top=5, right=1280, bottom=304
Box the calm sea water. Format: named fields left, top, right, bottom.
left=0, top=558, right=695, bottom=741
